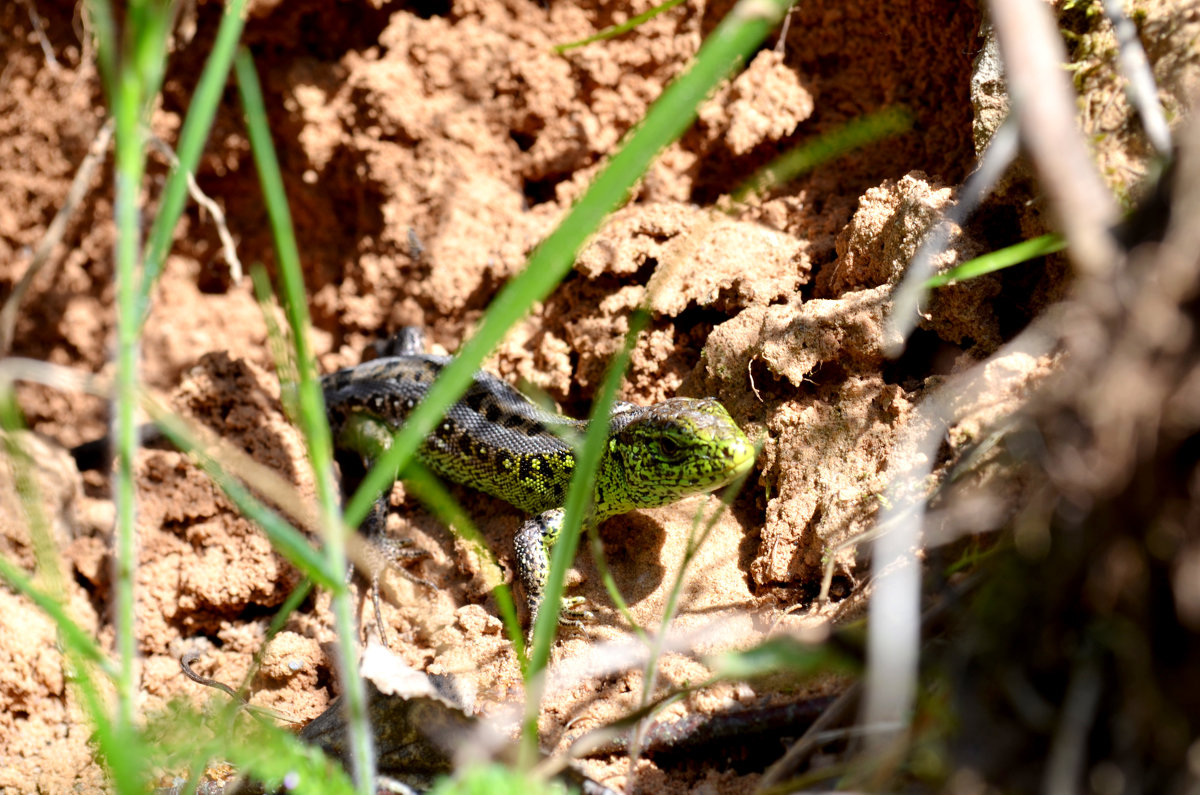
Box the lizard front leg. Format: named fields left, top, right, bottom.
left=334, top=442, right=429, bottom=648
left=514, top=508, right=593, bottom=643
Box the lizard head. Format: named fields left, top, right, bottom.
left=597, top=398, right=755, bottom=516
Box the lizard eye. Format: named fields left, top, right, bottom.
left=658, top=436, right=683, bottom=459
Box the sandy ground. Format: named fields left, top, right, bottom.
left=0, top=0, right=1192, bottom=791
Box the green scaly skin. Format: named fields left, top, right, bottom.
left=323, top=330, right=755, bottom=637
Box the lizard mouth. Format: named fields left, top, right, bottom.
left=731, top=449, right=756, bottom=477
left=708, top=437, right=756, bottom=490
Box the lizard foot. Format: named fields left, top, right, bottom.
left=362, top=535, right=435, bottom=649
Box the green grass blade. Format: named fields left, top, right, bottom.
left=127, top=3, right=172, bottom=112
left=526, top=307, right=648, bottom=665
left=234, top=577, right=315, bottom=696
left=250, top=263, right=301, bottom=421
left=734, top=107, right=914, bottom=199
left=76, top=2, right=252, bottom=790
left=624, top=443, right=757, bottom=764
left=145, top=699, right=357, bottom=795
left=0, top=396, right=112, bottom=674
left=646, top=452, right=757, bottom=672
left=234, top=47, right=375, bottom=794
left=515, top=0, right=792, bottom=759
left=100, top=2, right=176, bottom=787
left=924, top=233, right=1066, bottom=288
left=554, top=0, right=686, bottom=53
left=0, top=534, right=123, bottom=789
left=430, top=763, right=570, bottom=795
left=141, top=0, right=250, bottom=315
left=0, top=551, right=111, bottom=675
left=586, top=521, right=647, bottom=643
left=85, top=1, right=118, bottom=100
left=706, top=635, right=857, bottom=680
left=233, top=55, right=337, bottom=509
left=111, top=53, right=149, bottom=792
left=0, top=410, right=67, bottom=592
left=518, top=308, right=650, bottom=762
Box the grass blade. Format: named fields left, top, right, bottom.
left=147, top=410, right=342, bottom=589
left=554, top=0, right=686, bottom=53
left=140, top=0, right=250, bottom=315
left=519, top=308, right=649, bottom=762
left=403, top=462, right=528, bottom=666
left=91, top=1, right=176, bottom=787
left=734, top=107, right=913, bottom=199
left=234, top=47, right=375, bottom=793
left=515, top=0, right=793, bottom=761
left=924, top=233, right=1066, bottom=288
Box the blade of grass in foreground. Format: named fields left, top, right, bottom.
left=924, top=233, right=1066, bottom=288
left=527, top=306, right=645, bottom=653
left=235, top=47, right=375, bottom=795
left=625, top=452, right=757, bottom=766
left=250, top=264, right=301, bottom=420
left=139, top=0, right=250, bottom=319
left=516, top=308, right=647, bottom=768
left=146, top=408, right=342, bottom=589
left=403, top=462, right=527, bottom=665
left=518, top=0, right=793, bottom=763
left=145, top=700, right=355, bottom=795
left=554, top=0, right=686, bottom=53
left=88, top=0, right=176, bottom=788
left=734, top=107, right=914, bottom=200
left=0, top=397, right=113, bottom=673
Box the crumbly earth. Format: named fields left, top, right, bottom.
left=0, top=0, right=1191, bottom=792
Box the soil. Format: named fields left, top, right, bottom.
left=0, top=0, right=1192, bottom=792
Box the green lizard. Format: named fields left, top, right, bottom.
left=323, top=328, right=756, bottom=639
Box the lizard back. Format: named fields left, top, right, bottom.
left=322, top=354, right=581, bottom=515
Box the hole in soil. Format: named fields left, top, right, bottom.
left=671, top=304, right=727, bottom=337
left=404, top=0, right=453, bottom=18
left=510, top=129, right=537, bottom=152
left=747, top=356, right=791, bottom=402
left=807, top=360, right=848, bottom=392
left=966, top=202, right=1065, bottom=342
left=522, top=174, right=563, bottom=207
left=825, top=573, right=854, bottom=601
left=881, top=327, right=959, bottom=390
left=234, top=600, right=291, bottom=624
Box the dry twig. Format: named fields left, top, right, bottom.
left=19, top=0, right=61, bottom=75
left=988, top=0, right=1121, bottom=277
left=147, top=135, right=244, bottom=284
left=1101, top=0, right=1170, bottom=158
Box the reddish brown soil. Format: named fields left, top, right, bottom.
left=0, top=0, right=1187, bottom=792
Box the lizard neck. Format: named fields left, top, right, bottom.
left=593, top=436, right=638, bottom=521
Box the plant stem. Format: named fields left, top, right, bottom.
left=235, top=48, right=376, bottom=794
